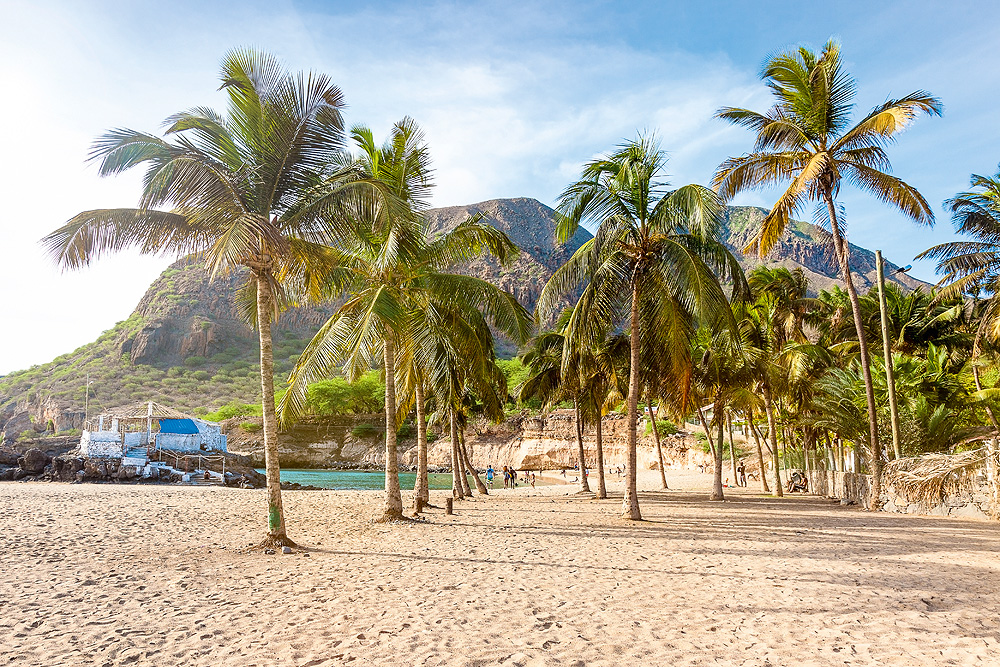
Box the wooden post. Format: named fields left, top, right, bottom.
left=445, top=498, right=454, bottom=515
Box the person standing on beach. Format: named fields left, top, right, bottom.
left=530, top=472, right=536, bottom=488
left=486, top=465, right=495, bottom=489
left=737, top=463, right=746, bottom=487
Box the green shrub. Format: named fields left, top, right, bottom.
left=167, top=366, right=185, bottom=378
left=239, top=421, right=262, bottom=432
left=16, top=429, right=36, bottom=442
left=306, top=372, right=384, bottom=415
left=184, top=356, right=207, bottom=368
left=191, top=370, right=210, bottom=381
left=203, top=401, right=261, bottom=422
left=645, top=419, right=679, bottom=436
left=397, top=422, right=414, bottom=439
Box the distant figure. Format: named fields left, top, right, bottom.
left=486, top=465, right=495, bottom=489
left=503, top=466, right=511, bottom=489
left=737, top=463, right=746, bottom=487
left=530, top=472, right=536, bottom=488
left=787, top=471, right=808, bottom=493
left=510, top=467, right=518, bottom=487
left=561, top=469, right=566, bottom=478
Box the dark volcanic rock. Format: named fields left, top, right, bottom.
left=18, top=448, right=50, bottom=474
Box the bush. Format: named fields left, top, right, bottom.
left=203, top=402, right=261, bottom=422
left=191, top=370, right=210, bottom=381
left=645, top=419, right=679, bottom=436
left=397, top=422, right=414, bottom=439
left=184, top=356, right=207, bottom=367
left=306, top=372, right=384, bottom=416
left=16, top=429, right=36, bottom=442
left=239, top=421, right=262, bottom=432
left=167, top=366, right=185, bottom=377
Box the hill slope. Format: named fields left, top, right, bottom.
left=0, top=197, right=929, bottom=437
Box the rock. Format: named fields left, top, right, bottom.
left=0, top=467, right=17, bottom=481
left=264, top=549, right=276, bottom=555
left=1, top=412, right=37, bottom=444
left=18, top=448, right=50, bottom=474
left=282, top=546, right=292, bottom=554
left=75, top=471, right=85, bottom=483
left=0, top=449, right=20, bottom=466
left=949, top=503, right=988, bottom=520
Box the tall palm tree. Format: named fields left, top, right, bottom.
left=279, top=120, right=530, bottom=521
left=713, top=40, right=942, bottom=509
left=540, top=134, right=744, bottom=519
left=41, top=49, right=376, bottom=547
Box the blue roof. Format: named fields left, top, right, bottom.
left=159, top=418, right=199, bottom=434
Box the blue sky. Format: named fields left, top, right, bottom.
left=2, top=0, right=998, bottom=374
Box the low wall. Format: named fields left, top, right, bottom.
left=80, top=430, right=124, bottom=458
left=804, top=469, right=996, bottom=520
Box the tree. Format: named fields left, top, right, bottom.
left=713, top=40, right=941, bottom=509
left=540, top=134, right=744, bottom=519
left=519, top=325, right=592, bottom=493
left=41, top=49, right=377, bottom=547
left=279, top=119, right=530, bottom=521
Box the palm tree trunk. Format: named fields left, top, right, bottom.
left=573, top=398, right=591, bottom=492
left=727, top=411, right=738, bottom=485
left=456, top=420, right=472, bottom=498
left=594, top=410, right=608, bottom=499
left=824, top=192, right=883, bottom=511
left=459, top=428, right=488, bottom=495
left=747, top=408, right=770, bottom=493
left=380, top=338, right=404, bottom=521
left=647, top=397, right=668, bottom=490
left=711, top=410, right=725, bottom=501
left=412, top=379, right=429, bottom=511
left=762, top=383, right=783, bottom=497
left=449, top=409, right=462, bottom=500
left=622, top=280, right=642, bottom=519
left=256, top=273, right=292, bottom=547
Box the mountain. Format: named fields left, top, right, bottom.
left=0, top=197, right=930, bottom=436
left=721, top=206, right=929, bottom=295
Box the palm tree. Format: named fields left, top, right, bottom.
left=914, top=173, right=1000, bottom=508
left=279, top=119, right=530, bottom=521
left=41, top=49, right=377, bottom=547
left=540, top=134, right=744, bottom=519
left=713, top=40, right=942, bottom=509
left=519, top=325, right=594, bottom=493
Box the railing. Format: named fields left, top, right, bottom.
left=151, top=447, right=228, bottom=478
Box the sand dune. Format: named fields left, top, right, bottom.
left=1, top=471, right=998, bottom=666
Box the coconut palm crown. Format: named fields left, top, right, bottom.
left=278, top=118, right=531, bottom=521
left=540, top=133, right=746, bottom=519
left=40, top=49, right=381, bottom=547
left=712, top=39, right=942, bottom=510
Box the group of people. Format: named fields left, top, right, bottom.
left=485, top=465, right=535, bottom=489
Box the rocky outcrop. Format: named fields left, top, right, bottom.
left=225, top=409, right=712, bottom=472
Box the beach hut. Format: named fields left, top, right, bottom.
left=79, top=401, right=226, bottom=462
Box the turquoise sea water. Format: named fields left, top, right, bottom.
left=266, top=469, right=457, bottom=490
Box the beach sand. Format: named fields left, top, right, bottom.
left=1, top=470, right=998, bottom=666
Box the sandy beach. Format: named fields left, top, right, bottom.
left=2, top=471, right=998, bottom=666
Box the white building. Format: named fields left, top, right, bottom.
left=80, top=401, right=227, bottom=460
